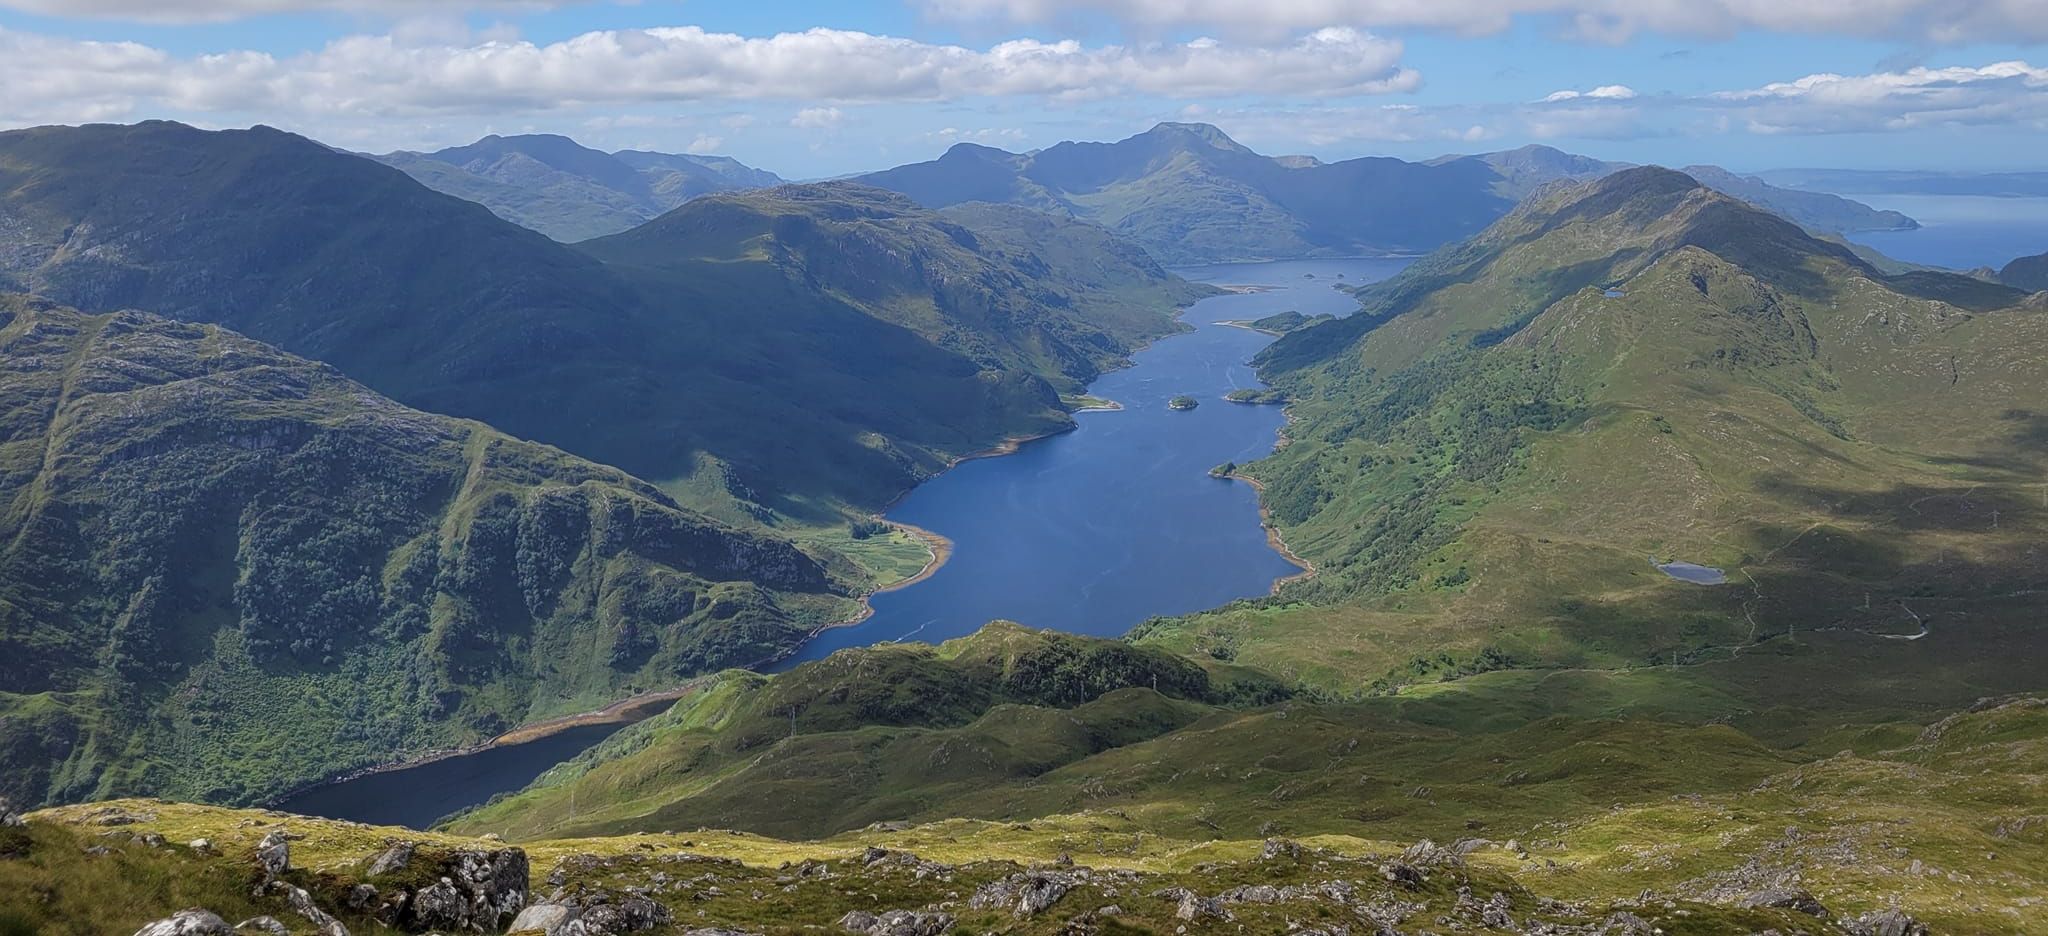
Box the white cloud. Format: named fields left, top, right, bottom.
left=919, top=0, right=2048, bottom=44
left=928, top=126, right=1030, bottom=144
left=1540, top=84, right=1636, bottom=102
left=0, top=24, right=1417, bottom=127
left=0, top=0, right=565, bottom=23
left=790, top=106, right=844, bottom=129
left=683, top=133, right=724, bottom=153
left=1712, top=60, right=2048, bottom=133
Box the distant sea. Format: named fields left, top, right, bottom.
left=1847, top=194, right=2048, bottom=271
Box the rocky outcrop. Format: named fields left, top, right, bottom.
left=254, top=831, right=290, bottom=879
left=371, top=846, right=529, bottom=932
left=1160, top=889, right=1233, bottom=923
left=1738, top=885, right=1829, bottom=917
left=132, top=910, right=233, bottom=936
left=967, top=871, right=1076, bottom=917
left=1258, top=837, right=1305, bottom=861
left=1846, top=909, right=1931, bottom=936
left=365, top=840, right=414, bottom=876
left=504, top=891, right=670, bottom=935
left=268, top=882, right=347, bottom=936
left=836, top=909, right=955, bottom=936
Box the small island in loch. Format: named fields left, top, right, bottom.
left=1168, top=394, right=1200, bottom=410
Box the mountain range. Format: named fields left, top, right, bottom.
left=0, top=121, right=1202, bottom=807
left=2, top=119, right=2045, bottom=936
left=0, top=121, right=1203, bottom=513
left=374, top=133, right=784, bottom=242
left=853, top=123, right=1920, bottom=264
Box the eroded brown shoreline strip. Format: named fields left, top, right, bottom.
left=1214, top=471, right=1316, bottom=593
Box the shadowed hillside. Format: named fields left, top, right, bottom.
left=0, top=122, right=1199, bottom=510
left=0, top=298, right=856, bottom=809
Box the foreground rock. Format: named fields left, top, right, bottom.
left=967, top=871, right=1077, bottom=917
left=837, top=909, right=955, bottom=935
left=365, top=845, right=530, bottom=932
left=132, top=910, right=233, bottom=936
left=1847, top=909, right=1931, bottom=936
left=505, top=891, right=670, bottom=935
left=254, top=831, right=290, bottom=879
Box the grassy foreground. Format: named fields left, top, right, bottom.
left=24, top=728, right=2029, bottom=936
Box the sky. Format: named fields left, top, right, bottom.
left=1, top=0, right=2044, bottom=179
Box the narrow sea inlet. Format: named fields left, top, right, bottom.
left=775, top=257, right=1413, bottom=668
left=272, top=258, right=1410, bottom=825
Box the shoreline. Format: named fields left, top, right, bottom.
left=269, top=675, right=723, bottom=807
left=1213, top=471, right=1317, bottom=592
left=263, top=291, right=1273, bottom=812
left=1216, top=320, right=1290, bottom=337
left=948, top=425, right=1077, bottom=467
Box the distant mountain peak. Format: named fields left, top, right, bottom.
left=938, top=141, right=1020, bottom=161
left=1140, top=121, right=1253, bottom=153
left=1586, top=164, right=1709, bottom=199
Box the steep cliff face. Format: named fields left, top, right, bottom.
left=0, top=298, right=855, bottom=808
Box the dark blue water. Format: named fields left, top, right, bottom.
left=776, top=258, right=1410, bottom=667
left=1847, top=195, right=2048, bottom=271
left=272, top=722, right=627, bottom=829
left=273, top=258, right=1406, bottom=828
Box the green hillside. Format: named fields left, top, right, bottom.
left=1152, top=167, right=2043, bottom=686
left=0, top=298, right=859, bottom=809
left=375, top=134, right=785, bottom=242
left=0, top=122, right=1197, bottom=510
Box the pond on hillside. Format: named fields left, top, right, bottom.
left=773, top=257, right=1412, bottom=668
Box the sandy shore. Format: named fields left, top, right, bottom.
left=488, top=679, right=713, bottom=746
left=874, top=521, right=953, bottom=596
left=1072, top=399, right=1124, bottom=413
left=950, top=426, right=1074, bottom=466
left=1216, top=320, right=1290, bottom=337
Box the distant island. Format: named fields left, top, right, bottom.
left=1168, top=395, right=1200, bottom=410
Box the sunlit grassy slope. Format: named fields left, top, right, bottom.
left=13, top=694, right=2041, bottom=933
